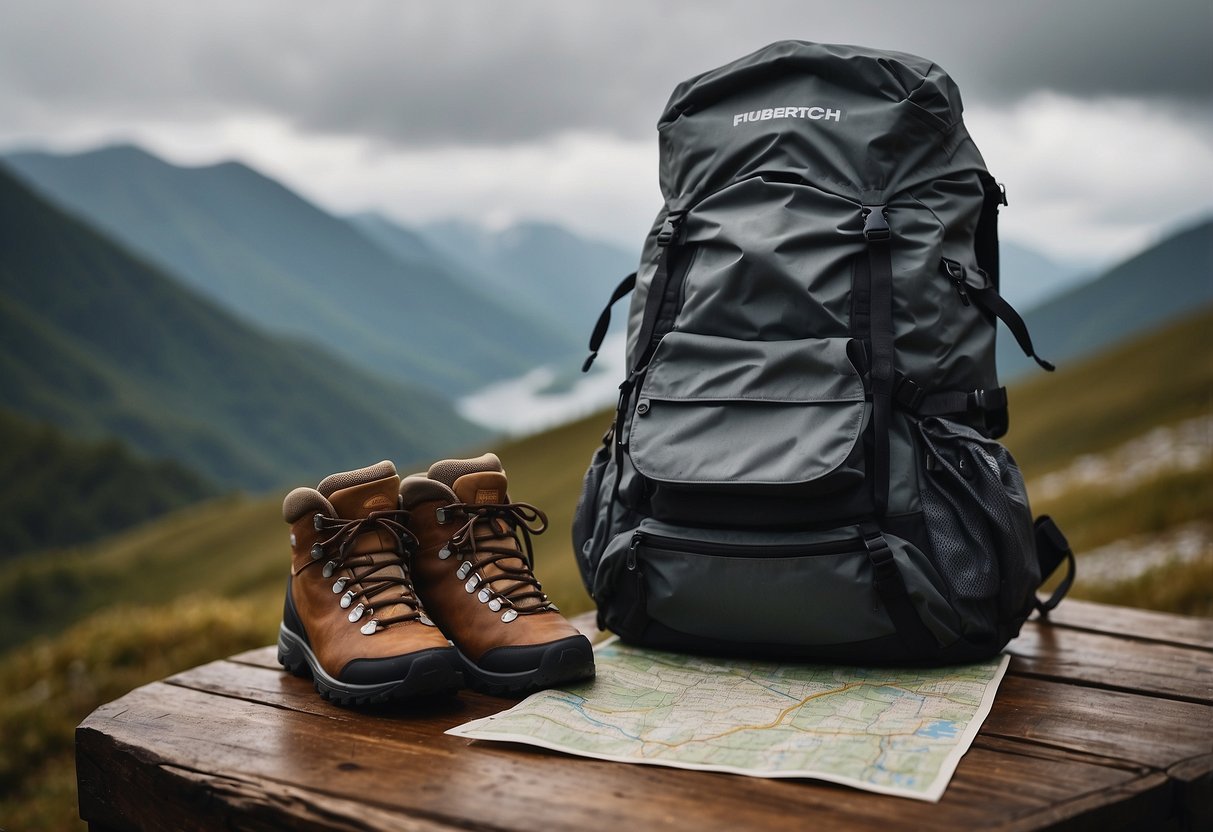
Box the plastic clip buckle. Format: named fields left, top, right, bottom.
left=862, top=205, right=890, bottom=242
left=657, top=212, right=684, bottom=247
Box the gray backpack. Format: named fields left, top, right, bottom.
left=574, top=41, right=1074, bottom=664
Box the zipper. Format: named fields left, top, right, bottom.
left=626, top=534, right=641, bottom=571
left=633, top=531, right=863, bottom=560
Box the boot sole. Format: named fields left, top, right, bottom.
left=277, top=624, right=464, bottom=706
left=457, top=635, right=596, bottom=696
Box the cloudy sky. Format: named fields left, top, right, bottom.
left=1, top=0, right=1210, bottom=265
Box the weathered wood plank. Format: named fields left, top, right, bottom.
left=1008, top=622, right=1213, bottom=705
left=77, top=679, right=1169, bottom=831
left=167, top=656, right=1211, bottom=778
left=76, top=727, right=456, bottom=832
left=1036, top=600, right=1213, bottom=651
left=91, top=601, right=1212, bottom=830
left=982, top=675, right=1213, bottom=771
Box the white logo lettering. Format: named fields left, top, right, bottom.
left=732, top=106, right=842, bottom=126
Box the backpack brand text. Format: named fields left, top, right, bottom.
left=733, top=107, right=842, bottom=126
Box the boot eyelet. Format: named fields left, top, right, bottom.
left=310, top=543, right=324, bottom=560
left=331, top=578, right=348, bottom=594
left=477, top=588, right=491, bottom=603
left=360, top=619, right=379, bottom=635
left=464, top=575, right=480, bottom=593
left=313, top=513, right=325, bottom=531
left=348, top=603, right=366, bottom=622
left=322, top=561, right=337, bottom=578
left=340, top=590, right=356, bottom=609
left=501, top=609, right=518, bottom=623
left=438, top=545, right=452, bottom=560
left=456, top=562, right=472, bottom=580
left=488, top=598, right=502, bottom=612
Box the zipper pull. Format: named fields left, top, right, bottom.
left=942, top=258, right=971, bottom=306
left=626, top=534, right=642, bottom=571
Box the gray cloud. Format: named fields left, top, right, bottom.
left=0, top=0, right=1209, bottom=149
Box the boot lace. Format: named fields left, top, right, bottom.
left=302, top=509, right=423, bottom=634
left=437, top=501, right=555, bottom=619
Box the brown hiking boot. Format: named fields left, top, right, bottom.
left=277, top=460, right=463, bottom=705
left=399, top=453, right=595, bottom=695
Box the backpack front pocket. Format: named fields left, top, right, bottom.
left=628, top=332, right=870, bottom=525
left=593, top=520, right=961, bottom=660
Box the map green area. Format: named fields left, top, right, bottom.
left=448, top=639, right=1009, bottom=801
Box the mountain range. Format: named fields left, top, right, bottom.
left=2, top=144, right=577, bottom=397
left=411, top=217, right=640, bottom=341
left=0, top=166, right=484, bottom=491
left=998, top=217, right=1213, bottom=379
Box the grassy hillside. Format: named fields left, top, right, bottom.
left=4, top=306, right=1209, bottom=649
left=0, top=166, right=485, bottom=490
left=0, top=408, right=216, bottom=558
left=1003, top=304, right=1213, bottom=473
left=0, top=409, right=608, bottom=653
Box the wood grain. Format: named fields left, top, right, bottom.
left=77, top=601, right=1213, bottom=831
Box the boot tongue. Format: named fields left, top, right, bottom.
left=453, top=471, right=512, bottom=538
left=318, top=461, right=400, bottom=519
left=327, top=475, right=401, bottom=519
left=451, top=471, right=509, bottom=507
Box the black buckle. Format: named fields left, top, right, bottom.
left=862, top=530, right=897, bottom=581
left=862, top=205, right=890, bottom=242
left=895, top=376, right=926, bottom=411
left=657, top=212, right=684, bottom=247
left=968, top=389, right=988, bottom=414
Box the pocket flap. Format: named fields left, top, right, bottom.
left=640, top=332, right=865, bottom=402
left=630, top=333, right=867, bottom=488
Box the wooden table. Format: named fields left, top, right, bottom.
left=76, top=600, right=1212, bottom=831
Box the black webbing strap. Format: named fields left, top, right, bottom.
left=894, top=375, right=1010, bottom=438
left=863, top=204, right=894, bottom=515
left=582, top=272, right=636, bottom=372
left=940, top=255, right=1054, bottom=373
left=1033, top=515, right=1076, bottom=615
left=969, top=284, right=1056, bottom=372
left=632, top=212, right=687, bottom=373
left=974, top=174, right=1006, bottom=292
left=862, top=524, right=937, bottom=655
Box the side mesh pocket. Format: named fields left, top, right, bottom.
left=916, top=417, right=1040, bottom=638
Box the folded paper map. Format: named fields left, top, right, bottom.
left=448, top=638, right=1009, bottom=801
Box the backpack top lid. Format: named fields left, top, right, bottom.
left=655, top=40, right=985, bottom=210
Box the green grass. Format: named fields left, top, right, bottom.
left=0, top=596, right=274, bottom=831
left=1003, top=306, right=1213, bottom=476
